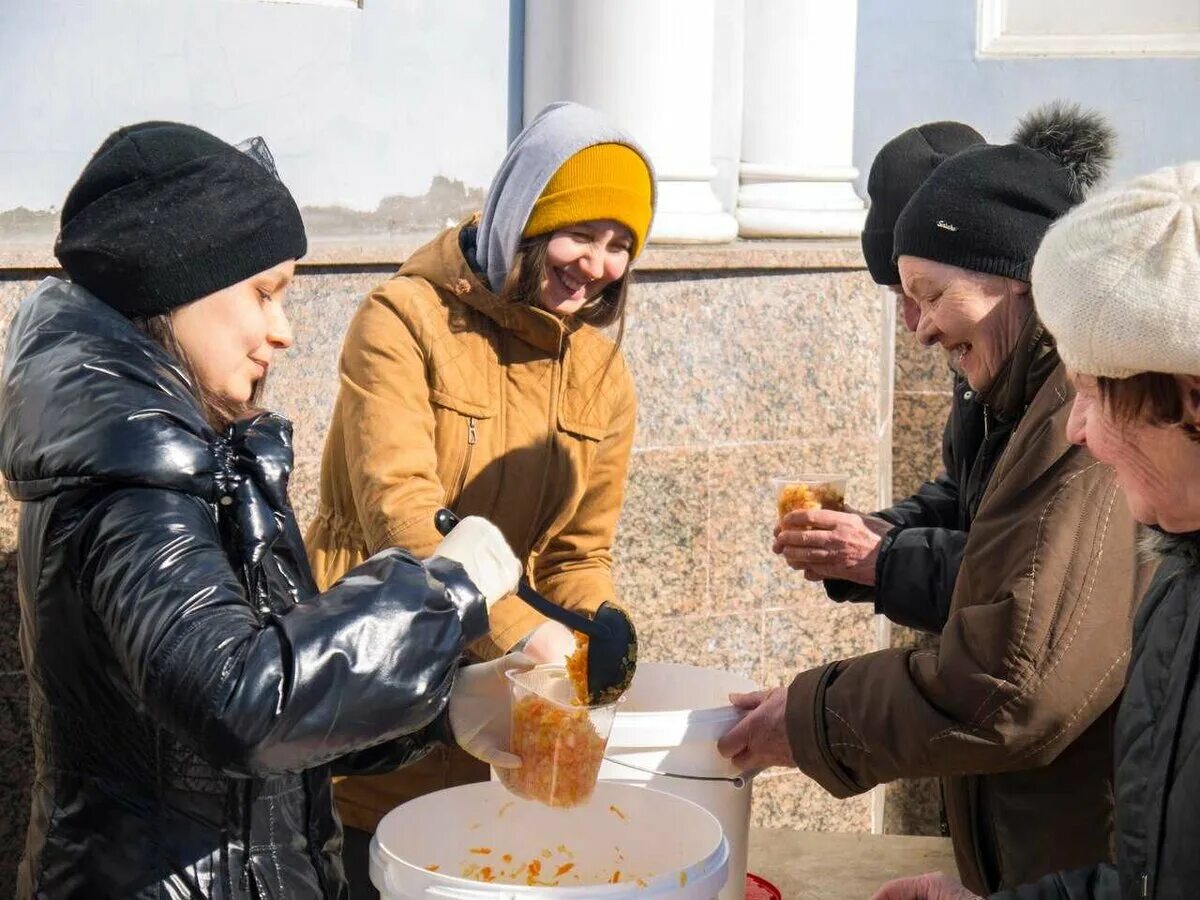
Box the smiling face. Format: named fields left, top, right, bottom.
left=537, top=219, right=633, bottom=317
left=898, top=256, right=1033, bottom=393
left=891, top=283, right=959, bottom=372
left=1067, top=373, right=1200, bottom=532
left=170, top=260, right=296, bottom=405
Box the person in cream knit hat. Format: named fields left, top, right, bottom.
left=870, top=162, right=1200, bottom=900
left=1033, top=161, right=1200, bottom=379
left=309, top=102, right=656, bottom=899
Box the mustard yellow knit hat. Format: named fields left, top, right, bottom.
left=522, top=143, right=654, bottom=255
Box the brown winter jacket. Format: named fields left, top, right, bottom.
left=787, top=327, right=1142, bottom=894
left=307, top=220, right=636, bottom=830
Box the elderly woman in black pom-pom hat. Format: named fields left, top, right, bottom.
left=1, top=122, right=535, bottom=899
left=874, top=161, right=1200, bottom=900
left=720, top=103, right=1145, bottom=895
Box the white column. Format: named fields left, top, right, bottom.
left=737, top=0, right=866, bottom=238
left=524, top=0, right=738, bottom=244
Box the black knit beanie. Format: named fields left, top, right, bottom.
left=55, top=121, right=307, bottom=317
left=861, top=121, right=984, bottom=285
left=892, top=102, right=1115, bottom=283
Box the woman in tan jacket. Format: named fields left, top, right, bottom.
left=307, top=102, right=655, bottom=892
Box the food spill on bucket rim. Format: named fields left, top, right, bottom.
left=426, top=843, right=653, bottom=888
left=421, top=803, right=696, bottom=889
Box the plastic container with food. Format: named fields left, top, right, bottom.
left=772, top=474, right=848, bottom=522
left=498, top=665, right=619, bottom=808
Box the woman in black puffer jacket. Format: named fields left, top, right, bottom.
left=1, top=122, right=528, bottom=899
left=870, top=163, right=1200, bottom=900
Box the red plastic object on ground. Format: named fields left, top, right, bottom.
left=746, top=872, right=783, bottom=900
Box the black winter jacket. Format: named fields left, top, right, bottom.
left=991, top=531, right=1200, bottom=900
left=1, top=279, right=488, bottom=899
left=828, top=319, right=1057, bottom=632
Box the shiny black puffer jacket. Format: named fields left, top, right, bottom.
left=1, top=279, right=489, bottom=899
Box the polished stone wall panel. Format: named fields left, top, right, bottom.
left=624, top=269, right=883, bottom=450
left=884, top=311, right=955, bottom=837
left=760, top=604, right=878, bottom=689
left=611, top=446, right=711, bottom=621
left=753, top=770, right=872, bottom=834
left=892, top=392, right=953, bottom=501
left=638, top=612, right=764, bottom=685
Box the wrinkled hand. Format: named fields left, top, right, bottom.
left=448, top=652, right=535, bottom=769
left=716, top=687, right=794, bottom=772
left=870, top=873, right=983, bottom=900
left=772, top=509, right=893, bottom=584
left=431, top=516, right=522, bottom=608
left=522, top=621, right=578, bottom=665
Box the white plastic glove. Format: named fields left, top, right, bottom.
left=521, top=621, right=578, bottom=665
left=448, top=652, right=536, bottom=769
left=430, top=516, right=521, bottom=609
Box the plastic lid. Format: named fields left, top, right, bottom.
left=746, top=873, right=783, bottom=900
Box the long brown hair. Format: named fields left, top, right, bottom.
left=134, top=313, right=262, bottom=432
left=498, top=233, right=632, bottom=390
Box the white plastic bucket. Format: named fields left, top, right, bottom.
left=598, top=663, right=757, bottom=900
left=370, top=780, right=729, bottom=899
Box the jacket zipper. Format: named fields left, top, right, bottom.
left=450, top=417, right=477, bottom=504
left=1141, top=872, right=1149, bottom=898
left=966, top=406, right=992, bottom=523
left=523, top=337, right=563, bottom=555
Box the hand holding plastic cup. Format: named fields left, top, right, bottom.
left=497, top=665, right=619, bottom=808
left=772, top=474, right=848, bottom=524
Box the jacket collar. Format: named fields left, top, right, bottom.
left=978, top=312, right=1059, bottom=424
left=397, top=217, right=578, bottom=355
left=1141, top=528, right=1200, bottom=567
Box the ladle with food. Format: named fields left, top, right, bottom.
left=434, top=508, right=637, bottom=705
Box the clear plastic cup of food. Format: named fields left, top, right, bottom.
left=498, top=665, right=619, bottom=808
left=772, top=474, right=849, bottom=523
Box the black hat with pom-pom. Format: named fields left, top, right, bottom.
left=892, top=101, right=1115, bottom=282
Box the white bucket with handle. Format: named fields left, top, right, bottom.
left=370, top=780, right=729, bottom=899
left=597, top=663, right=757, bottom=900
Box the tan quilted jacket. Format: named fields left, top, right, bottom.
left=308, top=219, right=636, bottom=657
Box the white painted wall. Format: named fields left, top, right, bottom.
left=4, top=0, right=1199, bottom=232
left=0, top=0, right=513, bottom=214
left=854, top=0, right=1200, bottom=196
left=1002, top=0, right=1200, bottom=38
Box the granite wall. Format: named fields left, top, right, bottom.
left=0, top=246, right=891, bottom=888
left=882, top=305, right=956, bottom=837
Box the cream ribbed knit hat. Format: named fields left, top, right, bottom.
left=1032, top=162, right=1200, bottom=378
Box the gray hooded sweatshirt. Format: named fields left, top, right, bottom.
left=475, top=101, right=657, bottom=293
